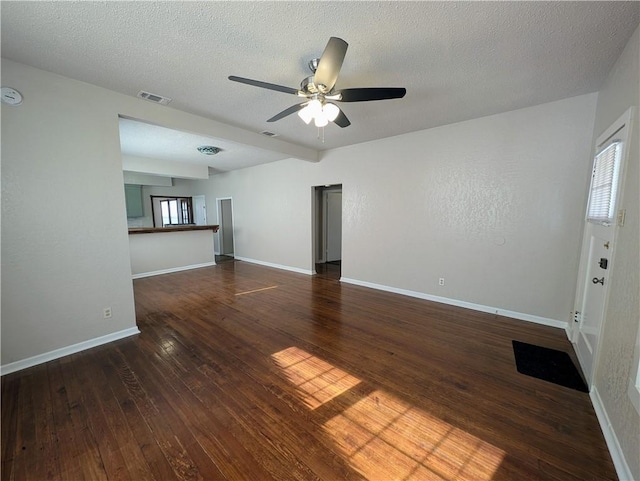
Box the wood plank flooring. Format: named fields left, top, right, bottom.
left=2, top=260, right=617, bottom=480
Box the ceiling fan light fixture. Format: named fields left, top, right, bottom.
left=197, top=145, right=222, bottom=155
left=229, top=36, right=406, bottom=134
left=314, top=114, right=329, bottom=128
left=307, top=99, right=322, bottom=116
left=298, top=105, right=314, bottom=124
left=323, top=103, right=340, bottom=122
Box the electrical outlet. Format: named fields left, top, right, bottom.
left=103, top=307, right=112, bottom=319
left=439, top=278, right=445, bottom=286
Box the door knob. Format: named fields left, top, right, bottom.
left=592, top=277, right=605, bottom=285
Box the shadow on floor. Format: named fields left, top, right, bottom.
left=315, top=260, right=341, bottom=280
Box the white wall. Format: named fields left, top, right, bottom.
left=590, top=25, right=640, bottom=480
left=0, top=58, right=313, bottom=367
left=193, top=94, right=598, bottom=324
left=122, top=154, right=208, bottom=179
left=1, top=61, right=138, bottom=365
left=129, top=230, right=215, bottom=277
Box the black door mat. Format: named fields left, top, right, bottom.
left=512, top=340, right=588, bottom=392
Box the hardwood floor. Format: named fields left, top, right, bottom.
left=2, top=260, right=617, bottom=480
left=315, top=260, right=341, bottom=280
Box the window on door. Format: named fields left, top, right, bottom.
left=586, top=140, right=622, bottom=225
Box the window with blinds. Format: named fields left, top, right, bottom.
left=587, top=141, right=622, bottom=225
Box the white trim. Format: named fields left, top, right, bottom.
left=340, top=277, right=567, bottom=329
left=590, top=387, right=633, bottom=481
left=235, top=256, right=314, bottom=276
left=629, top=321, right=640, bottom=416
left=0, top=327, right=141, bottom=376
left=131, top=261, right=217, bottom=279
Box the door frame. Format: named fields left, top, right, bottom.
left=571, top=107, right=634, bottom=386
left=312, top=184, right=342, bottom=269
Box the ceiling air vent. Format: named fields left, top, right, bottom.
left=136, top=90, right=172, bottom=105
left=260, top=130, right=278, bottom=137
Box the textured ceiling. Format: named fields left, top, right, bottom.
left=2, top=1, right=639, bottom=170
left=118, top=117, right=285, bottom=174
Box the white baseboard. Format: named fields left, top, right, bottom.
left=234, top=256, right=314, bottom=276
left=340, top=277, right=567, bottom=330
left=590, top=387, right=634, bottom=481
left=132, top=261, right=217, bottom=279
left=0, top=327, right=141, bottom=376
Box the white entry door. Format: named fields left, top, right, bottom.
left=573, top=108, right=633, bottom=386
left=575, top=229, right=612, bottom=383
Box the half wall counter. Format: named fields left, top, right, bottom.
left=128, top=225, right=219, bottom=278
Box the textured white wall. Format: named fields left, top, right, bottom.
left=193, top=94, right=597, bottom=324
left=129, top=230, right=215, bottom=276
left=1, top=61, right=138, bottom=364
left=590, top=25, right=640, bottom=480
left=122, top=154, right=208, bottom=179
left=0, top=59, right=308, bottom=366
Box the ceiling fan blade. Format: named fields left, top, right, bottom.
left=333, top=108, right=351, bottom=128
left=314, top=37, right=348, bottom=93
left=228, top=75, right=299, bottom=95
left=267, top=103, right=308, bottom=122
left=337, top=87, right=407, bottom=102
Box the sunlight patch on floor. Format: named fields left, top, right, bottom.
left=271, top=346, right=361, bottom=409
left=272, top=346, right=504, bottom=480
left=234, top=285, right=278, bottom=296
left=324, top=389, right=504, bottom=480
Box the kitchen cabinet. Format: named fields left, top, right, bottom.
left=125, top=184, right=144, bottom=218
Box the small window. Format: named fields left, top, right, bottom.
left=151, top=196, right=193, bottom=227
left=160, top=199, right=180, bottom=226
left=586, top=141, right=622, bottom=225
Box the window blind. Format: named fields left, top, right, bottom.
left=587, top=141, right=621, bottom=224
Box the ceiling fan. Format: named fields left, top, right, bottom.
left=228, top=37, right=406, bottom=129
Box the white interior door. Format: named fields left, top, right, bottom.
left=192, top=195, right=207, bottom=225
left=325, top=191, right=342, bottom=262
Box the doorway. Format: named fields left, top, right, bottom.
left=313, top=184, right=342, bottom=279
left=216, top=197, right=235, bottom=259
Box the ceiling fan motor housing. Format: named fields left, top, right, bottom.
left=308, top=58, right=320, bottom=73
left=301, top=75, right=331, bottom=95
left=300, top=76, right=318, bottom=94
